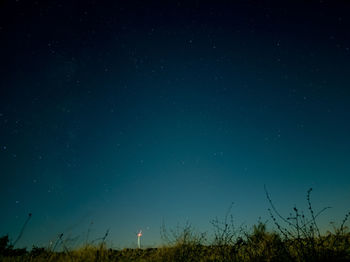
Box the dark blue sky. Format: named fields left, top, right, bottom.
left=1, top=0, right=350, bottom=248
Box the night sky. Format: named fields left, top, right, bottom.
left=1, top=0, right=350, bottom=249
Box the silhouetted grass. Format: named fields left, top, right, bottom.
left=1, top=188, right=349, bottom=261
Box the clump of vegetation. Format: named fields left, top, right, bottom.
left=265, top=187, right=350, bottom=262
left=1, top=188, right=349, bottom=261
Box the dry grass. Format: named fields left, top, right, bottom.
left=1, top=188, right=349, bottom=262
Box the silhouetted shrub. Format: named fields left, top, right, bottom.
left=1, top=188, right=349, bottom=261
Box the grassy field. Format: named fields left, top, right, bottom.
left=1, top=188, right=350, bottom=262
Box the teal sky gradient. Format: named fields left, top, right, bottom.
left=1, top=0, right=350, bottom=248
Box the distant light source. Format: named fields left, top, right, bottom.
left=137, top=230, right=142, bottom=248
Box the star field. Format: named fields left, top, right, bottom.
left=0, top=0, right=350, bottom=248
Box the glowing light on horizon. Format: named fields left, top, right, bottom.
left=137, top=230, right=142, bottom=248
